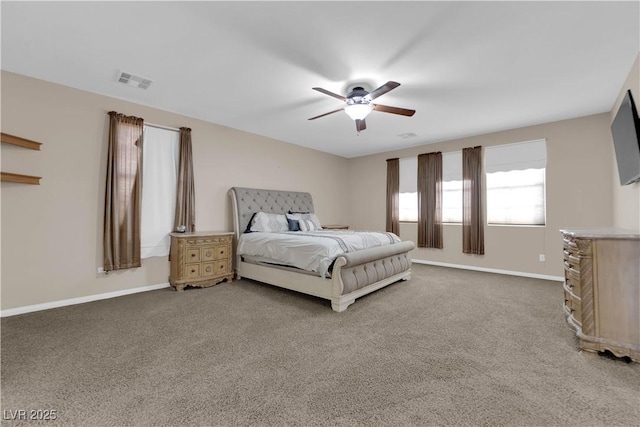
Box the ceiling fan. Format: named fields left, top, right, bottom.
left=308, top=81, right=416, bottom=133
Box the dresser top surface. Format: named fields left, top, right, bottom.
left=560, top=227, right=640, bottom=239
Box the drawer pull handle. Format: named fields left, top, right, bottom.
left=191, top=269, right=196, bottom=273
left=191, top=253, right=196, bottom=258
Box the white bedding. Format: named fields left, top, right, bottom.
left=237, top=230, right=401, bottom=277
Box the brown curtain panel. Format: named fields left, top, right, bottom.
left=417, top=152, right=443, bottom=248
left=462, top=146, right=484, bottom=255
left=104, top=111, right=144, bottom=271
left=386, top=158, right=400, bottom=234
left=174, top=127, right=196, bottom=232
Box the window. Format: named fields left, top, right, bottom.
left=399, top=157, right=417, bottom=221
left=140, top=126, right=180, bottom=258
left=485, top=139, right=546, bottom=225
left=442, top=151, right=462, bottom=223
left=399, top=154, right=463, bottom=223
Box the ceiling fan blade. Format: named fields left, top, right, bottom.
left=365, top=81, right=401, bottom=101
left=312, top=87, right=347, bottom=101
left=356, top=118, right=366, bottom=132
left=372, top=104, right=416, bottom=117
left=308, top=108, right=344, bottom=120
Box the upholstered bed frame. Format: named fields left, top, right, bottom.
left=229, top=187, right=415, bottom=312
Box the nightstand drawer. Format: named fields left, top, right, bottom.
left=214, top=245, right=229, bottom=260
left=201, top=246, right=215, bottom=261
left=214, top=259, right=228, bottom=274
left=201, top=245, right=229, bottom=262
left=186, top=248, right=201, bottom=262
left=202, top=262, right=215, bottom=276
left=201, top=259, right=230, bottom=277
left=185, top=263, right=201, bottom=279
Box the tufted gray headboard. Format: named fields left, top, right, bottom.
left=229, top=187, right=315, bottom=238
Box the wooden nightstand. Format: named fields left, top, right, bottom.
left=169, top=231, right=234, bottom=291
left=323, top=225, right=349, bottom=230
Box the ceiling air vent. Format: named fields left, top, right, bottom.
left=117, top=71, right=152, bottom=90
left=398, top=132, right=417, bottom=139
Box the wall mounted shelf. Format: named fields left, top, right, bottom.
left=1, top=133, right=42, bottom=150
left=1, top=132, right=43, bottom=185
left=1, top=172, right=41, bottom=185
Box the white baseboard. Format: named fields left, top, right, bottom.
left=1, top=283, right=171, bottom=318
left=1, top=262, right=562, bottom=317
left=411, top=259, right=564, bottom=282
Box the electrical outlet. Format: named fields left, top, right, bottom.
left=539, top=254, right=545, bottom=262
left=97, top=267, right=106, bottom=274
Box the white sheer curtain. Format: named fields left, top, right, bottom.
left=140, top=126, right=180, bottom=258
left=399, top=157, right=418, bottom=221
left=442, top=151, right=462, bottom=223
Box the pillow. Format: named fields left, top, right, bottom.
left=248, top=212, right=289, bottom=232
left=298, top=218, right=319, bottom=232
left=286, top=215, right=300, bottom=231
left=287, top=212, right=321, bottom=230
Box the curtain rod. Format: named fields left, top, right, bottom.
left=144, top=122, right=180, bottom=132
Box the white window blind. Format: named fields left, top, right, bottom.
left=140, top=126, right=180, bottom=258
left=399, top=157, right=418, bottom=221
left=485, top=139, right=546, bottom=173
left=442, top=151, right=462, bottom=223
left=485, top=139, right=546, bottom=225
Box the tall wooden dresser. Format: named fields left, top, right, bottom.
left=560, top=228, right=640, bottom=362
left=169, top=231, right=234, bottom=291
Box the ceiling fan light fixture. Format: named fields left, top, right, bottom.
left=344, top=104, right=372, bottom=121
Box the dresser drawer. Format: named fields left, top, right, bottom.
left=563, top=250, right=580, bottom=266
left=565, top=276, right=581, bottom=295
left=572, top=299, right=582, bottom=323
left=563, top=237, right=578, bottom=252
left=563, top=293, right=582, bottom=326
left=564, top=260, right=580, bottom=280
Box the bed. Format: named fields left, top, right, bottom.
left=229, top=187, right=415, bottom=312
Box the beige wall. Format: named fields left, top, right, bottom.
left=610, top=53, right=640, bottom=231
left=0, top=71, right=349, bottom=310
left=347, top=114, right=616, bottom=278
left=2, top=60, right=635, bottom=311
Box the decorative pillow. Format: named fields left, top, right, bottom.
left=287, top=211, right=321, bottom=230
left=298, top=218, right=318, bottom=231
left=248, top=212, right=289, bottom=232
left=286, top=215, right=300, bottom=231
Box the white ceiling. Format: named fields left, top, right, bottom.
left=1, top=1, right=638, bottom=158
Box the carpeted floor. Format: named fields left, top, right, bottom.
left=1, top=264, right=639, bottom=426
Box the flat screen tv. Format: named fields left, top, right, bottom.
left=611, top=89, right=640, bottom=185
